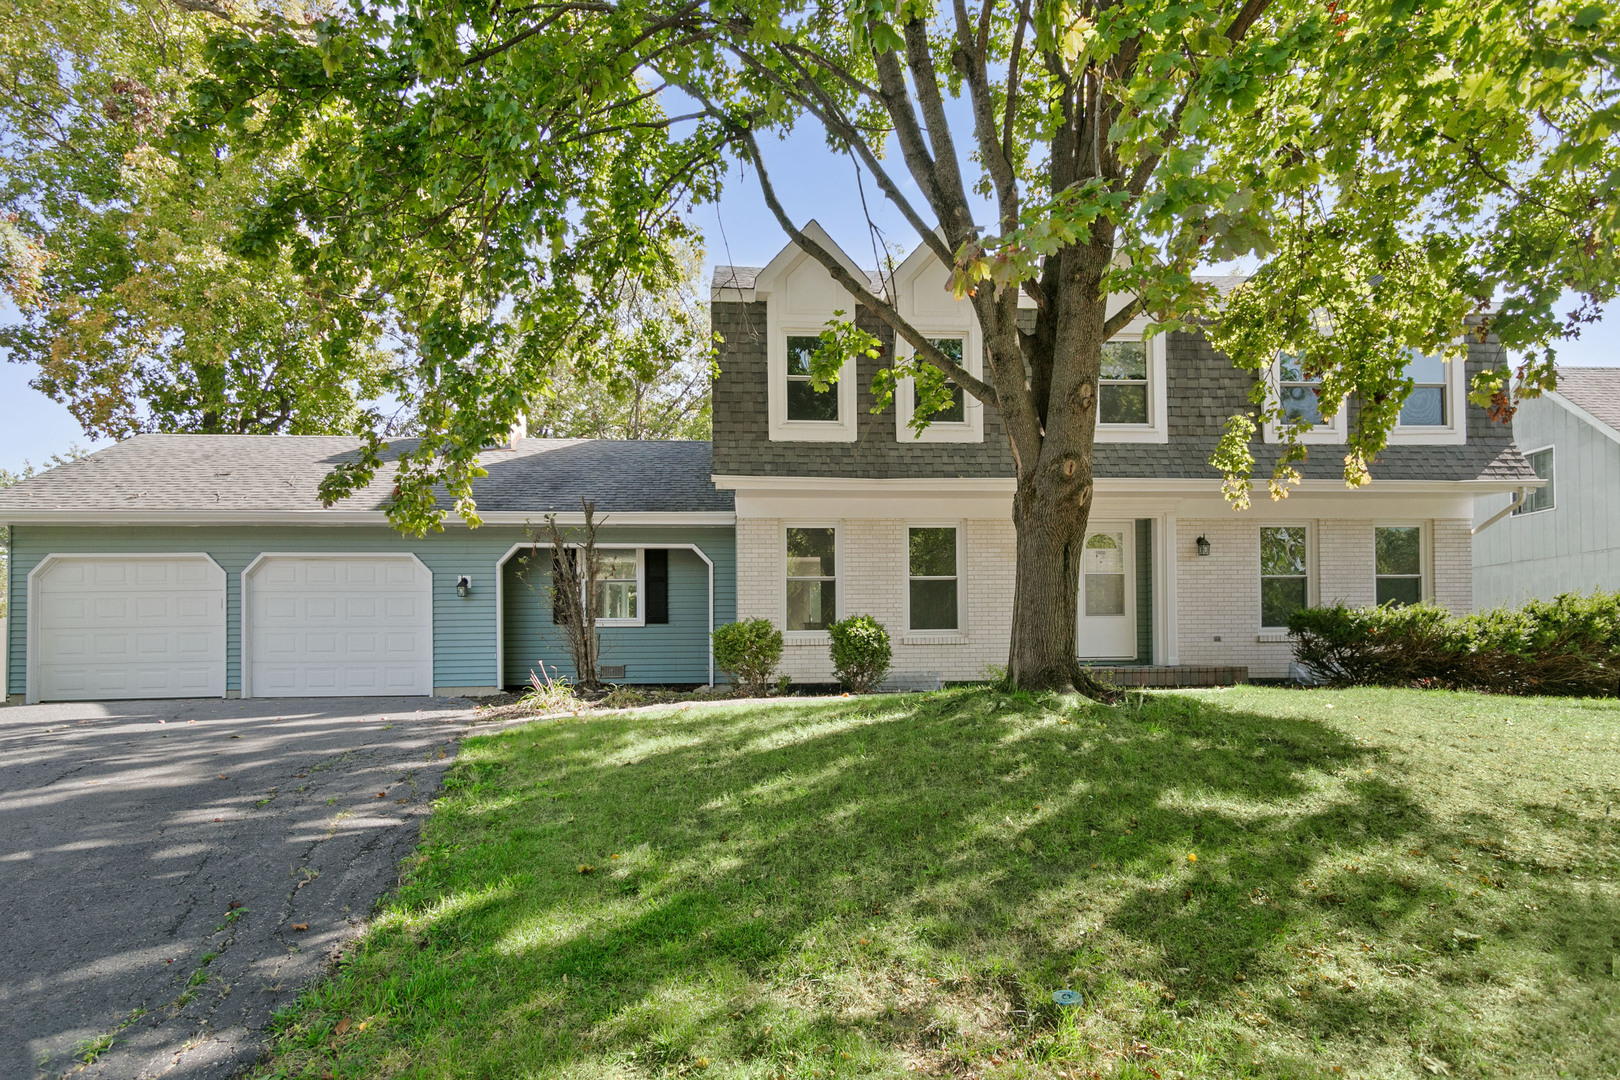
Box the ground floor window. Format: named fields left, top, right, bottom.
left=595, top=550, right=640, bottom=623
left=1374, top=527, right=1422, bottom=606
left=1260, top=526, right=1308, bottom=629
left=786, top=527, right=836, bottom=631
left=908, top=526, right=959, bottom=630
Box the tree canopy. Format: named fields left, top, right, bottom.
left=183, top=0, right=1618, bottom=685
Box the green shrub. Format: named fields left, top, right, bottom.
left=827, top=614, right=892, bottom=693
left=711, top=619, right=783, bottom=696
left=1289, top=592, right=1620, bottom=696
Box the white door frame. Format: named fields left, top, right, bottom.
left=1077, top=522, right=1138, bottom=661
left=26, top=552, right=227, bottom=705
left=240, top=552, right=433, bottom=699
left=494, top=541, right=716, bottom=688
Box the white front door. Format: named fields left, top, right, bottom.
left=244, top=555, right=433, bottom=697
left=30, top=555, right=226, bottom=702
left=1077, top=525, right=1137, bottom=660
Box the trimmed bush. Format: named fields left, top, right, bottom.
left=1289, top=592, right=1620, bottom=696
left=711, top=619, right=782, bottom=696
left=827, top=614, right=892, bottom=693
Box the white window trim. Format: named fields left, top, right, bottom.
left=558, top=544, right=645, bottom=627
left=783, top=522, right=840, bottom=642
left=904, top=522, right=966, bottom=637
left=1258, top=523, right=1315, bottom=633
left=1262, top=356, right=1347, bottom=445
left=1388, top=350, right=1467, bottom=445
left=1514, top=445, right=1555, bottom=514
left=894, top=329, right=985, bottom=444
left=768, top=327, right=859, bottom=442
left=1094, top=318, right=1169, bottom=444
left=1372, top=523, right=1428, bottom=605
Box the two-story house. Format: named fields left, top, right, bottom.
left=1, top=227, right=1538, bottom=704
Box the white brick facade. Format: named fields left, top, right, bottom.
left=737, top=506, right=1475, bottom=683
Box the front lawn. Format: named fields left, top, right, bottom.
left=259, top=687, right=1619, bottom=1079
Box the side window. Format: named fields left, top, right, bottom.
left=1259, top=526, right=1309, bottom=629
left=1098, top=340, right=1149, bottom=425
left=915, top=338, right=966, bottom=423
left=785, top=336, right=840, bottom=422
left=1398, top=351, right=1448, bottom=426
left=785, top=527, right=837, bottom=631
left=1374, top=527, right=1422, bottom=606
left=1515, top=448, right=1554, bottom=514
left=908, top=527, right=959, bottom=631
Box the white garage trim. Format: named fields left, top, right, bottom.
left=494, top=542, right=715, bottom=690
left=241, top=553, right=434, bottom=699
left=26, top=553, right=227, bottom=705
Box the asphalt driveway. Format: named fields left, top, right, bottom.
left=1, top=696, right=492, bottom=1080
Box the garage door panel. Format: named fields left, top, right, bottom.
left=246, top=556, right=432, bottom=697
left=32, top=555, right=226, bottom=702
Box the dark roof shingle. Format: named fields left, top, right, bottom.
left=1553, top=367, right=1620, bottom=435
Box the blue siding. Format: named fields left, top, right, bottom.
left=6, top=525, right=735, bottom=697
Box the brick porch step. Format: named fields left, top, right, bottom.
left=1082, top=664, right=1249, bottom=688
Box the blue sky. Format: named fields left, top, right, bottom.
left=3, top=123, right=1615, bottom=473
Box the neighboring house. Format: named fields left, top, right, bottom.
left=1473, top=368, right=1620, bottom=608
left=1, top=227, right=1537, bottom=704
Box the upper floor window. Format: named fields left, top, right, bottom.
left=1099, top=340, right=1149, bottom=424
left=1260, top=525, right=1309, bottom=629
left=1277, top=353, right=1323, bottom=425
left=1374, top=526, right=1422, bottom=606
left=786, top=336, right=840, bottom=422
left=914, top=338, right=966, bottom=423
left=895, top=331, right=982, bottom=443
left=1515, top=447, right=1554, bottom=514
left=786, top=526, right=837, bottom=632
left=1398, top=352, right=1447, bottom=426
left=1093, top=325, right=1167, bottom=443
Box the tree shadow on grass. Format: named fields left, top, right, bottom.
left=284, top=688, right=1615, bottom=1077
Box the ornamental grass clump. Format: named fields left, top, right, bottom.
left=1289, top=591, right=1620, bottom=696
left=711, top=618, right=783, bottom=697
left=827, top=614, right=891, bottom=693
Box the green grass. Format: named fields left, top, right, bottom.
left=257, top=686, right=1620, bottom=1079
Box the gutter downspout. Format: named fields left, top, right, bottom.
left=1471, top=487, right=1528, bottom=536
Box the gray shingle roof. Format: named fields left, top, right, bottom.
left=711, top=264, right=1250, bottom=298
left=1553, top=367, right=1620, bottom=435
left=0, top=435, right=733, bottom=517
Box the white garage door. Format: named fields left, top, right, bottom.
left=30, top=555, right=226, bottom=703
left=244, top=555, right=433, bottom=697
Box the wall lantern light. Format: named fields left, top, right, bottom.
left=1195, top=536, right=1211, bottom=557
left=456, top=574, right=473, bottom=598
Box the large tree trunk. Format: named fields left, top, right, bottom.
left=1007, top=468, right=1091, bottom=689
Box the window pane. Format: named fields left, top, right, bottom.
left=1279, top=383, right=1322, bottom=425
left=1517, top=449, right=1554, bottom=513
left=787, top=380, right=839, bottom=421
left=1084, top=573, right=1126, bottom=617
left=1083, top=531, right=1124, bottom=574
left=595, top=581, right=637, bottom=620
left=1277, top=352, right=1309, bottom=381
left=787, top=528, right=835, bottom=576
left=1403, top=350, right=1446, bottom=384
left=1376, top=577, right=1422, bottom=606
left=598, top=551, right=638, bottom=581
left=786, top=336, right=820, bottom=377
left=1399, top=386, right=1445, bottom=426
left=1260, top=577, right=1308, bottom=628
left=937, top=383, right=966, bottom=422
left=1099, top=382, right=1149, bottom=424
left=1101, top=340, right=1148, bottom=380
left=1375, top=527, right=1420, bottom=575
left=786, top=579, right=834, bottom=631
left=930, top=337, right=964, bottom=365
left=909, top=527, right=956, bottom=577
left=910, top=579, right=958, bottom=630
left=1260, top=527, right=1307, bottom=576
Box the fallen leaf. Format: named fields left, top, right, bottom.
left=213, top=817, right=223, bottom=822
left=227, top=901, right=243, bottom=910
left=291, top=923, right=309, bottom=932
left=217, top=774, right=228, bottom=780
left=334, top=1017, right=351, bottom=1036
left=753, top=907, right=764, bottom=917
left=376, top=792, right=387, bottom=798
left=577, top=864, right=595, bottom=874
left=229, top=734, right=242, bottom=740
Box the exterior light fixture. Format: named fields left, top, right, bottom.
left=1195, top=536, right=1211, bottom=557
left=455, top=574, right=472, bottom=598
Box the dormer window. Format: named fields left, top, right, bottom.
left=785, top=336, right=840, bottom=422
left=1099, top=340, right=1149, bottom=424
left=915, top=337, right=966, bottom=423
left=894, top=331, right=983, bottom=443
left=1388, top=345, right=1466, bottom=445
left=1264, top=351, right=1346, bottom=444
left=1093, top=324, right=1167, bottom=443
